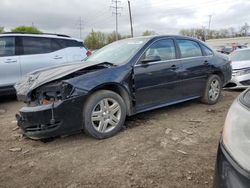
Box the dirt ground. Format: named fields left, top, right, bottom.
left=0, top=90, right=240, bottom=188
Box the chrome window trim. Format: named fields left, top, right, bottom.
left=134, top=37, right=177, bottom=66
left=134, top=58, right=178, bottom=67
left=134, top=55, right=206, bottom=67
left=134, top=37, right=213, bottom=67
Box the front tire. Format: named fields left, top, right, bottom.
left=201, top=75, right=222, bottom=105
left=83, top=90, right=126, bottom=139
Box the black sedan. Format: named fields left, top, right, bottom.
left=15, top=35, right=232, bottom=139
left=214, top=88, right=250, bottom=188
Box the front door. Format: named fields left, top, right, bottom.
left=134, top=38, right=182, bottom=112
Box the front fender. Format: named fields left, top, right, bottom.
left=66, top=65, right=132, bottom=92
left=65, top=65, right=135, bottom=115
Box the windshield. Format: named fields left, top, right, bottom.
left=85, top=38, right=149, bottom=65
left=230, top=49, right=250, bottom=61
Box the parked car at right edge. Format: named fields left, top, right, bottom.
left=214, top=88, right=250, bottom=188
left=0, top=32, right=91, bottom=95
left=224, top=48, right=250, bottom=89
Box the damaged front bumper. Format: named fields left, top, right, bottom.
left=16, top=95, right=85, bottom=139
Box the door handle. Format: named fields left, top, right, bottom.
left=53, top=56, right=63, bottom=60
left=204, top=60, right=209, bottom=65
left=170, top=64, right=178, bottom=70
left=4, top=59, right=17, bottom=63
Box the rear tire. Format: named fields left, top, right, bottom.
left=83, top=90, right=126, bottom=139
left=201, top=75, right=222, bottom=105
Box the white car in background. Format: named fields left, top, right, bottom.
left=0, top=32, right=91, bottom=95
left=225, top=48, right=250, bottom=89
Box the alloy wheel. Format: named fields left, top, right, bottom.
left=209, top=79, right=220, bottom=101
left=91, top=98, right=121, bottom=133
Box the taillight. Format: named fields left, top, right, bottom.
left=86, top=50, right=92, bottom=57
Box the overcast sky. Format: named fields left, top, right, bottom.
left=1, top=0, right=250, bottom=39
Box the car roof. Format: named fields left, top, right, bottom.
left=132, top=35, right=198, bottom=40
left=0, top=32, right=82, bottom=42
left=131, top=35, right=206, bottom=45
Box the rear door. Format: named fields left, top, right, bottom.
left=176, top=39, right=211, bottom=97
left=19, top=36, right=67, bottom=78
left=134, top=38, right=182, bottom=112
left=0, top=36, right=20, bottom=88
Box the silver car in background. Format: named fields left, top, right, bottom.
left=225, top=48, right=250, bottom=89
left=0, top=32, right=91, bottom=96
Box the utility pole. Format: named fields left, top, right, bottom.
left=77, top=16, right=84, bottom=39
left=207, top=15, right=213, bottom=40
left=110, top=0, right=122, bottom=40
left=208, top=15, right=212, bottom=31
left=128, top=0, right=134, bottom=37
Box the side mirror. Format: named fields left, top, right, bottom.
left=141, top=55, right=161, bottom=63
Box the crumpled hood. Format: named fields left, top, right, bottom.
left=15, top=61, right=103, bottom=99
left=232, top=60, right=250, bottom=70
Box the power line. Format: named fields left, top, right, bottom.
left=135, top=0, right=231, bottom=10
left=110, top=0, right=122, bottom=40
left=84, top=9, right=112, bottom=28
left=133, top=0, right=231, bottom=17
left=77, top=0, right=234, bottom=38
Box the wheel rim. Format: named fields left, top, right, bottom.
left=91, top=98, right=121, bottom=133
left=209, top=79, right=220, bottom=101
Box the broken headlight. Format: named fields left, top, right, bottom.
left=34, top=82, right=74, bottom=105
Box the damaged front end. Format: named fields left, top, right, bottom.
left=15, top=62, right=118, bottom=139
left=14, top=63, right=103, bottom=139
left=16, top=81, right=86, bottom=139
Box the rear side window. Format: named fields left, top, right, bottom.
left=22, top=37, right=52, bottom=55
left=201, top=44, right=213, bottom=56
left=0, top=37, right=15, bottom=57
left=51, top=39, right=62, bottom=51
left=177, top=39, right=202, bottom=58
left=144, top=39, right=176, bottom=61
left=56, top=39, right=84, bottom=48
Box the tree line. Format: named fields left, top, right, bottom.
left=1, top=23, right=249, bottom=49
left=0, top=26, right=42, bottom=34
left=179, top=23, right=250, bottom=41
left=84, top=29, right=156, bottom=49
left=0, top=26, right=155, bottom=49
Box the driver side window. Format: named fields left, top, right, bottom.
left=143, top=39, right=176, bottom=61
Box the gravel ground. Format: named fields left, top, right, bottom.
left=0, top=90, right=240, bottom=188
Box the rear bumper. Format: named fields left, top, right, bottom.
left=16, top=95, right=85, bottom=139
left=213, top=141, right=250, bottom=188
